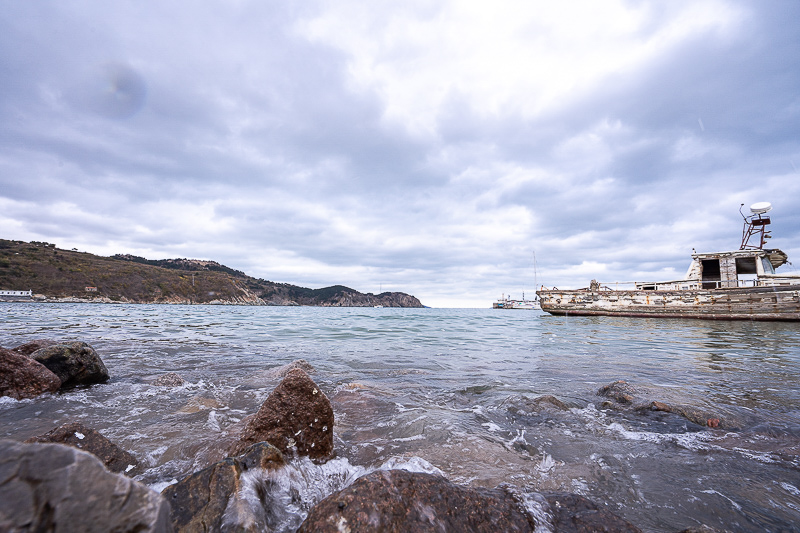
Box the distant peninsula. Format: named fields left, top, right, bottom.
left=0, top=240, right=424, bottom=307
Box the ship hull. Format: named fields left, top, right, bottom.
left=537, top=285, right=800, bottom=321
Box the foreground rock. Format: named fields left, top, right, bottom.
left=0, top=439, right=172, bottom=532
left=30, top=341, right=109, bottom=387
left=298, top=469, right=641, bottom=533
left=25, top=422, right=139, bottom=475
left=231, top=368, right=334, bottom=459
left=162, top=442, right=283, bottom=532
left=0, top=347, right=61, bottom=400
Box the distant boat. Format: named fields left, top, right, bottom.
left=537, top=203, right=800, bottom=321
left=492, top=293, right=541, bottom=310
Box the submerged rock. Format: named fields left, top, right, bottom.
left=30, top=341, right=109, bottom=388
left=153, top=372, right=186, bottom=387
left=231, top=368, right=334, bottom=460
left=162, top=442, right=284, bottom=533
left=298, top=469, right=641, bottom=533
left=0, top=439, right=172, bottom=532
left=0, top=346, right=61, bottom=400
left=597, top=380, right=737, bottom=429
left=263, top=359, right=315, bottom=379
left=25, top=422, right=139, bottom=476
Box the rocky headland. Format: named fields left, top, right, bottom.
left=0, top=239, right=424, bottom=307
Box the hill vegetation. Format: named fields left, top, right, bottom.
left=0, top=240, right=423, bottom=307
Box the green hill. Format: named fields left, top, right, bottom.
left=0, top=240, right=423, bottom=307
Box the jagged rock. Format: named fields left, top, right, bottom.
left=263, top=359, right=315, bottom=379
left=0, top=439, right=172, bottom=532
left=24, top=422, right=139, bottom=475
left=231, top=368, right=334, bottom=460
left=297, top=469, right=641, bottom=533
left=30, top=341, right=109, bottom=387
left=12, top=339, right=58, bottom=356
left=0, top=347, right=61, bottom=400
left=598, top=380, right=637, bottom=405
left=153, top=373, right=186, bottom=387
left=161, top=442, right=283, bottom=533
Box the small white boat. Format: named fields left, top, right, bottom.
left=492, top=293, right=541, bottom=310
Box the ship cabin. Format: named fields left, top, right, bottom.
left=634, top=248, right=799, bottom=291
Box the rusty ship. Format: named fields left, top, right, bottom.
left=536, top=203, right=800, bottom=321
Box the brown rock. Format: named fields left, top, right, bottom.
left=161, top=442, right=284, bottom=533
left=0, top=439, right=172, bottom=533
left=12, top=338, right=58, bottom=355
left=598, top=380, right=637, bottom=405
left=30, top=341, right=109, bottom=387
left=298, top=469, right=642, bottom=533
left=231, top=368, right=334, bottom=460
left=25, top=422, right=139, bottom=475
left=0, top=346, right=61, bottom=400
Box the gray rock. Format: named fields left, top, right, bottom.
left=0, top=347, right=61, bottom=400
left=24, top=422, right=139, bottom=475
left=161, top=442, right=284, bottom=533
left=30, top=341, right=109, bottom=388
left=12, top=339, right=58, bottom=356
left=0, top=439, right=172, bottom=532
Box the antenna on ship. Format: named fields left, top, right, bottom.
left=739, top=202, right=772, bottom=250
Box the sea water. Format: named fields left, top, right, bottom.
left=1, top=303, right=799, bottom=532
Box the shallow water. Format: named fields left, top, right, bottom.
left=1, top=303, right=799, bottom=532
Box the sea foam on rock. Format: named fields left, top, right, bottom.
left=0, top=346, right=61, bottom=400
left=0, top=439, right=172, bottom=532
left=297, top=469, right=643, bottom=533
left=231, top=368, right=334, bottom=460
left=30, top=341, right=109, bottom=388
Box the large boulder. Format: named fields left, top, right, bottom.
left=0, top=439, right=172, bottom=532
left=231, top=368, right=334, bottom=460
left=298, top=469, right=641, bottom=532
left=30, top=341, right=109, bottom=387
left=25, top=422, right=139, bottom=475
left=0, top=347, right=61, bottom=400
left=162, top=442, right=284, bottom=533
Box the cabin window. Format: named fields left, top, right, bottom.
left=701, top=259, right=721, bottom=289
left=735, top=257, right=758, bottom=287
left=761, top=256, right=775, bottom=274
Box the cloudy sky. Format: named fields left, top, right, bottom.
left=2, top=1, right=799, bottom=307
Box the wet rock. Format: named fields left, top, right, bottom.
left=263, top=359, right=315, bottom=379
left=24, top=422, right=139, bottom=476
left=597, top=381, right=737, bottom=429
left=298, top=469, right=641, bottom=533
left=161, top=442, right=283, bottom=533
left=231, top=368, right=334, bottom=460
left=0, top=439, right=172, bottom=532
left=0, top=346, right=61, bottom=400
left=12, top=338, right=58, bottom=356
left=598, top=380, right=637, bottom=405
left=504, top=394, right=570, bottom=416
left=543, top=492, right=643, bottom=533
left=153, top=372, right=186, bottom=387
left=30, top=341, right=109, bottom=387
left=677, top=526, right=727, bottom=533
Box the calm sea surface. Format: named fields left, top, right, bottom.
left=1, top=303, right=799, bottom=532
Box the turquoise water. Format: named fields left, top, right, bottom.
left=2, top=303, right=799, bottom=532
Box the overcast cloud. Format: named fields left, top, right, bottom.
left=2, top=1, right=799, bottom=307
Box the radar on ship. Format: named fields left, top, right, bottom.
left=740, top=202, right=772, bottom=250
